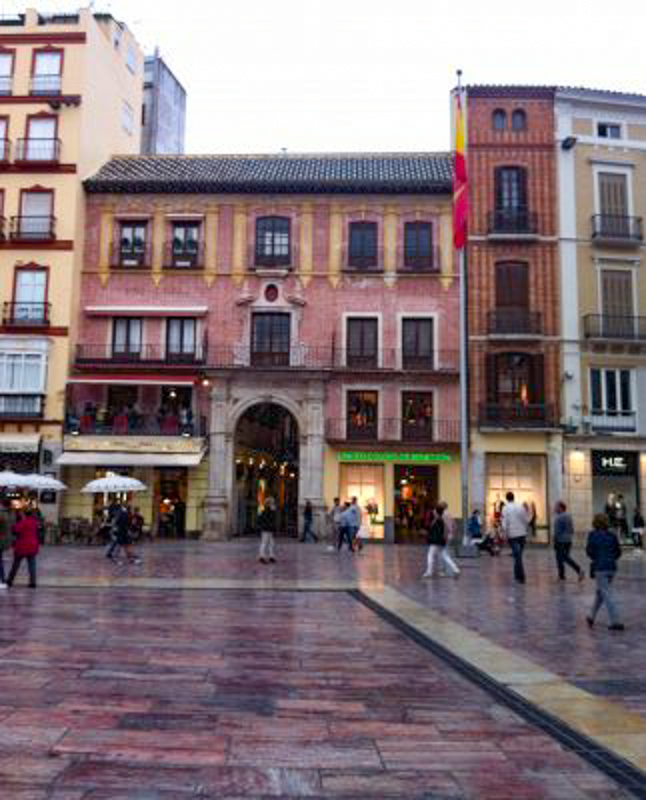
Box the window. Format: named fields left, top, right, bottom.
left=17, top=191, right=54, bottom=239
left=251, top=312, right=290, bottom=366
left=402, top=318, right=434, bottom=369
left=402, top=391, right=433, bottom=442
left=167, top=318, right=197, bottom=362
left=597, top=122, right=621, bottom=139
left=122, top=101, right=134, bottom=135
left=112, top=318, right=142, bottom=360
left=168, top=222, right=201, bottom=267
left=126, top=44, right=137, bottom=73
left=488, top=353, right=544, bottom=409
left=24, top=116, right=57, bottom=161
left=31, top=50, right=62, bottom=95
left=255, top=216, right=290, bottom=267
left=13, top=268, right=47, bottom=323
left=348, top=221, right=378, bottom=269
left=347, top=390, right=378, bottom=441
left=117, top=221, right=148, bottom=267
left=347, top=317, right=378, bottom=368
left=0, top=351, right=45, bottom=416
left=0, top=51, right=14, bottom=95
left=590, top=368, right=634, bottom=431
left=493, top=262, right=531, bottom=333
left=511, top=109, right=527, bottom=131
left=0, top=117, right=8, bottom=161
left=493, top=166, right=530, bottom=232
left=492, top=109, right=506, bottom=130
left=600, top=269, right=634, bottom=337
left=404, top=222, right=434, bottom=270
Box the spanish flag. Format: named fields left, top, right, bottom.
left=453, top=90, right=468, bottom=250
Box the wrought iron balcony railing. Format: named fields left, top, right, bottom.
left=163, top=240, right=204, bottom=269
left=30, top=75, right=62, bottom=95
left=325, top=418, right=460, bottom=443
left=75, top=341, right=207, bottom=365
left=64, top=412, right=208, bottom=437
left=111, top=241, right=152, bottom=268
left=590, top=410, right=636, bottom=433
left=400, top=245, right=441, bottom=272
left=3, top=302, right=50, bottom=326
left=487, top=309, right=543, bottom=336
left=10, top=215, right=56, bottom=240
left=591, top=214, right=643, bottom=244
left=487, top=209, right=538, bottom=236
left=478, top=403, right=556, bottom=428
left=15, top=137, right=61, bottom=162
left=583, top=314, right=646, bottom=341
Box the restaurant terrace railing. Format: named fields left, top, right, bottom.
left=325, top=418, right=460, bottom=443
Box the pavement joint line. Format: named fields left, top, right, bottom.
left=349, top=587, right=646, bottom=799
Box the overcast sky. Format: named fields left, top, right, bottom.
left=7, top=1, right=646, bottom=153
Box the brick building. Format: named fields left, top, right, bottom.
left=464, top=86, right=562, bottom=541
left=59, top=153, right=461, bottom=540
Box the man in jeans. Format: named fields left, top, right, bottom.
left=501, top=491, right=529, bottom=584
left=586, top=512, right=624, bottom=630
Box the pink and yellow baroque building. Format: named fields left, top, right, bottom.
left=59, top=153, right=461, bottom=541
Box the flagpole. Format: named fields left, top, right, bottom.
left=456, top=70, right=470, bottom=545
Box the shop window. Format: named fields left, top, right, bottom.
left=486, top=453, right=548, bottom=544
left=255, top=216, right=290, bottom=267
left=402, top=318, right=434, bottom=369
left=347, top=317, right=378, bottom=368
left=339, top=463, right=384, bottom=540
left=401, top=391, right=433, bottom=442
left=347, top=390, right=378, bottom=441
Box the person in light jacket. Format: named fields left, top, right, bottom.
left=257, top=497, right=277, bottom=564
left=553, top=501, right=583, bottom=581
left=501, top=491, right=529, bottom=584
left=585, top=512, right=623, bottom=631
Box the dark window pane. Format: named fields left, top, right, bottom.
left=605, top=370, right=617, bottom=411
left=255, top=216, right=291, bottom=266
left=492, top=109, right=506, bottom=130
left=404, top=222, right=433, bottom=269
left=590, top=369, right=602, bottom=410
left=511, top=109, right=526, bottom=131
left=620, top=370, right=631, bottom=411
left=348, top=222, right=378, bottom=268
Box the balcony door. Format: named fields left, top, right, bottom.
left=402, top=318, right=433, bottom=369
left=112, top=318, right=142, bottom=361
left=20, top=191, right=53, bottom=238
left=26, top=116, right=56, bottom=161
left=167, top=318, right=197, bottom=362
left=347, top=317, right=378, bottom=368
left=251, top=312, right=290, bottom=366
left=598, top=172, right=629, bottom=237
left=486, top=352, right=544, bottom=423
left=14, top=269, right=47, bottom=323
left=495, top=262, right=529, bottom=333
left=601, top=269, right=634, bottom=338
left=32, top=50, right=62, bottom=95
left=347, top=390, right=378, bottom=441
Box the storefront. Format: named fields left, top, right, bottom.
left=327, top=449, right=460, bottom=543
left=591, top=449, right=640, bottom=520
left=485, top=452, right=549, bottom=544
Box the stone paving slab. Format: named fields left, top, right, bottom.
left=0, top=583, right=638, bottom=798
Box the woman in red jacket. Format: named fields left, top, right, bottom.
left=6, top=508, right=39, bottom=588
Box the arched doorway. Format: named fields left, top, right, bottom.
left=234, top=402, right=299, bottom=537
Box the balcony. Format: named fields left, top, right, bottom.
left=326, top=418, right=459, bottom=443
left=10, top=215, right=56, bottom=240
left=76, top=341, right=207, bottom=366
left=208, top=346, right=459, bottom=373
left=111, top=241, right=151, bottom=269
left=14, top=138, right=61, bottom=163
left=163, top=240, right=204, bottom=269
left=65, top=412, right=208, bottom=438
left=400, top=246, right=441, bottom=273
left=0, top=393, right=45, bottom=418
left=30, top=75, right=62, bottom=96
left=3, top=302, right=50, bottom=326
left=487, top=309, right=543, bottom=336
left=0, top=138, right=10, bottom=162
left=487, top=209, right=538, bottom=239
left=591, top=214, right=643, bottom=246
left=590, top=410, right=636, bottom=433
left=583, top=314, right=646, bottom=342
left=478, top=403, right=557, bottom=429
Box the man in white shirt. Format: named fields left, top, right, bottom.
left=501, top=491, right=529, bottom=584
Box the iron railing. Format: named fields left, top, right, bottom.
left=479, top=403, right=557, bottom=428
left=488, top=209, right=538, bottom=236
left=3, top=302, right=50, bottom=325
left=75, top=341, right=207, bottom=365
left=0, top=393, right=45, bottom=418
left=401, top=245, right=441, bottom=272
left=590, top=410, right=636, bottom=433
left=583, top=314, right=646, bottom=341
left=30, top=75, right=62, bottom=95
left=110, top=240, right=152, bottom=268
left=487, top=309, right=543, bottom=335
left=65, top=412, right=208, bottom=437
left=163, top=240, right=204, bottom=269
left=15, top=137, right=61, bottom=162
left=326, top=418, right=460, bottom=443
left=591, top=214, right=643, bottom=244
left=10, top=215, right=56, bottom=240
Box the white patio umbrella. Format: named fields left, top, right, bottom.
left=81, top=476, right=147, bottom=494
left=0, top=470, right=31, bottom=488
left=24, top=474, right=68, bottom=491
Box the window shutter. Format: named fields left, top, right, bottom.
left=495, top=263, right=529, bottom=308
left=599, top=173, right=628, bottom=217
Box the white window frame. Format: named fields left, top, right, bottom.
left=396, top=312, right=438, bottom=370
left=596, top=263, right=638, bottom=317
left=398, top=386, right=437, bottom=442
left=592, top=163, right=634, bottom=217
left=595, top=121, right=623, bottom=140
left=341, top=384, right=383, bottom=441
left=589, top=366, right=637, bottom=432
left=341, top=312, right=382, bottom=368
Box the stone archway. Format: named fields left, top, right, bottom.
left=233, top=402, right=299, bottom=537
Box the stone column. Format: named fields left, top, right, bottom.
left=547, top=435, right=564, bottom=531
left=301, top=381, right=326, bottom=537
left=204, top=381, right=232, bottom=540
left=470, top=450, right=486, bottom=519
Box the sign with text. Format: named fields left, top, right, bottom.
left=591, top=450, right=638, bottom=477
left=338, top=451, right=452, bottom=464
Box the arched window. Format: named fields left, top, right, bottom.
left=255, top=216, right=291, bottom=267
left=512, top=109, right=527, bottom=131
left=492, top=109, right=506, bottom=131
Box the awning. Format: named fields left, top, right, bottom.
left=0, top=434, right=41, bottom=453
left=67, top=375, right=196, bottom=385
left=57, top=451, right=205, bottom=467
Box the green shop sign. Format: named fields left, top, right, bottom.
left=338, top=451, right=453, bottom=464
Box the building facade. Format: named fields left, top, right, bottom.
left=141, top=52, right=186, bottom=155
left=556, top=88, right=646, bottom=531
left=59, top=153, right=461, bottom=540
left=0, top=8, right=143, bottom=519
left=465, top=86, right=562, bottom=542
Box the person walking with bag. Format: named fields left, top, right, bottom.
left=257, top=497, right=277, bottom=564
left=423, top=503, right=459, bottom=578
left=586, top=512, right=624, bottom=631
left=501, top=491, right=528, bottom=584
left=5, top=508, right=40, bottom=588
left=553, top=501, right=583, bottom=581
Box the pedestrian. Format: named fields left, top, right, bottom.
left=349, top=496, right=363, bottom=552
left=0, top=499, right=13, bottom=589
left=5, top=508, right=40, bottom=588
left=301, top=500, right=318, bottom=543
left=423, top=503, right=460, bottom=578
left=615, top=494, right=628, bottom=542
left=328, top=498, right=342, bottom=551
left=553, top=501, right=583, bottom=581
left=585, top=512, right=624, bottom=631
left=337, top=501, right=354, bottom=552
left=257, top=497, right=277, bottom=564
left=631, top=507, right=644, bottom=549
left=501, top=491, right=528, bottom=584
left=108, top=503, right=141, bottom=564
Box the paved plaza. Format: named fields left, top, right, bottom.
left=0, top=540, right=645, bottom=798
